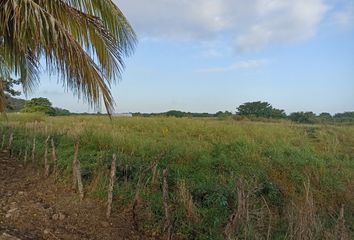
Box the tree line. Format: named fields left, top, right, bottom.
left=4, top=95, right=354, bottom=124
left=235, top=101, right=354, bottom=124
left=5, top=96, right=70, bottom=116
left=134, top=101, right=354, bottom=124
left=133, top=110, right=233, bottom=118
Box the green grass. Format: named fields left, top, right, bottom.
left=1, top=113, right=354, bottom=239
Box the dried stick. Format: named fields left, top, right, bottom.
left=337, top=204, right=347, bottom=240
left=44, top=136, right=50, bottom=177
left=76, top=160, right=84, bottom=200
left=7, top=132, right=13, bottom=151
left=261, top=196, right=272, bottom=240
left=72, top=141, right=79, bottom=190
left=51, top=138, right=58, bottom=175
left=18, top=149, right=22, bottom=160
left=176, top=180, right=199, bottom=223
left=24, top=148, right=28, bottom=165
left=132, top=161, right=160, bottom=237
left=7, top=133, right=14, bottom=157
left=73, top=140, right=84, bottom=200
left=31, top=137, right=36, bottom=162
left=151, top=162, right=159, bottom=191
left=162, top=168, right=173, bottom=240
left=106, top=154, right=117, bottom=219
left=1, top=134, right=5, bottom=150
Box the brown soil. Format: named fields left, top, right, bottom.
left=0, top=151, right=147, bottom=240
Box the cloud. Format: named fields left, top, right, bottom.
left=332, top=3, right=354, bottom=29
left=117, top=0, right=228, bottom=40
left=235, top=0, right=328, bottom=51
left=117, top=0, right=329, bottom=51
left=196, top=59, right=270, bottom=73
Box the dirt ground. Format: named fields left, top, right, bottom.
left=0, top=151, right=146, bottom=240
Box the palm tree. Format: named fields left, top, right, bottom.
left=0, top=0, right=137, bottom=114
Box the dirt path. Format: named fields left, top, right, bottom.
left=0, top=151, right=143, bottom=240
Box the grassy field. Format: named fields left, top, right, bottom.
left=1, top=113, right=354, bottom=239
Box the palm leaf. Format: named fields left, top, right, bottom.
left=0, top=0, right=137, bottom=114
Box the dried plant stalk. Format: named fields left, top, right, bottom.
left=72, top=141, right=79, bottom=190
left=24, top=149, right=28, bottom=164
left=223, top=179, right=247, bottom=240
left=44, top=136, right=50, bottom=177
left=1, top=134, right=5, bottom=149
left=72, top=140, right=84, bottom=200
left=162, top=168, right=173, bottom=240
left=176, top=180, right=199, bottom=223
left=286, top=180, right=320, bottom=240
left=106, top=154, right=117, bottom=219
left=335, top=204, right=348, bottom=240
left=132, top=162, right=158, bottom=233
left=7, top=132, right=13, bottom=151
left=151, top=162, right=159, bottom=191
left=51, top=138, right=58, bottom=175
left=31, top=137, right=36, bottom=162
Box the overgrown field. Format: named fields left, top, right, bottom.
left=1, top=113, right=354, bottom=239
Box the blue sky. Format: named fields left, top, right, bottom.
left=25, top=0, right=354, bottom=114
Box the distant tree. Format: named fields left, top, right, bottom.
left=333, top=112, right=354, bottom=122
left=288, top=112, right=317, bottom=124
left=236, top=101, right=286, bottom=119
left=166, top=110, right=185, bottom=118
left=21, top=97, right=55, bottom=115
left=318, top=112, right=332, bottom=123
left=54, top=107, right=71, bottom=116
left=215, top=111, right=233, bottom=118
left=269, top=108, right=287, bottom=119
left=319, top=112, right=332, bottom=118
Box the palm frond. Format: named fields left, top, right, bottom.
left=63, top=0, right=137, bottom=55
left=0, top=0, right=137, bottom=114
left=33, top=0, right=135, bottom=80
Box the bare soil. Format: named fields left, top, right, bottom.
left=0, top=151, right=146, bottom=240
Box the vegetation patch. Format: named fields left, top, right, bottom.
left=1, top=114, right=353, bottom=239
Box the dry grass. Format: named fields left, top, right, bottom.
left=1, top=113, right=354, bottom=239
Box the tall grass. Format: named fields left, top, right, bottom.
left=1, top=113, right=353, bottom=239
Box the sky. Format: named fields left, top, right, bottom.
left=24, top=0, right=354, bottom=114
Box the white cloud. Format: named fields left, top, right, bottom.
left=235, top=0, right=328, bottom=51
left=196, top=59, right=270, bottom=73
left=117, top=0, right=330, bottom=51
left=117, top=0, right=228, bottom=40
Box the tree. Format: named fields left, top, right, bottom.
left=21, top=97, right=55, bottom=115
left=288, top=112, right=317, bottom=124
left=215, top=111, right=233, bottom=118
left=318, top=112, right=332, bottom=123
left=236, top=101, right=286, bottom=119
left=334, top=112, right=354, bottom=123
left=166, top=110, right=186, bottom=118
left=54, top=107, right=71, bottom=116
left=0, top=0, right=137, bottom=114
